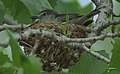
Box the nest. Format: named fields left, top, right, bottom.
left=20, top=23, right=88, bottom=72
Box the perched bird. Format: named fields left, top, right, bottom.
left=31, top=9, right=100, bottom=26
left=27, top=9, right=100, bottom=72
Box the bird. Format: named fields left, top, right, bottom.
left=30, top=9, right=100, bottom=26
left=28, top=9, right=100, bottom=72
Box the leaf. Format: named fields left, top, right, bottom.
left=6, top=29, right=24, bottom=67
left=116, top=0, right=120, bottom=3
left=69, top=51, right=108, bottom=74
left=55, top=0, right=82, bottom=14
left=103, top=38, right=120, bottom=74
left=21, top=55, right=41, bottom=74
left=113, top=1, right=120, bottom=17
left=47, top=0, right=57, bottom=8
left=6, top=30, right=41, bottom=74
left=0, top=52, right=10, bottom=66
left=0, top=31, right=9, bottom=44
left=103, top=69, right=120, bottom=74
left=0, top=64, right=15, bottom=74
left=79, top=2, right=93, bottom=15
left=0, top=50, right=14, bottom=74
left=20, top=0, right=52, bottom=16
left=65, top=15, right=70, bottom=24
left=91, top=38, right=113, bottom=57
left=27, top=55, right=42, bottom=74
left=1, top=0, right=31, bottom=24
left=55, top=0, right=93, bottom=14
left=59, top=25, right=67, bottom=35
left=0, top=0, right=5, bottom=25
left=109, top=38, right=120, bottom=69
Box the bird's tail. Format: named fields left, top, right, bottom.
left=70, top=9, right=100, bottom=26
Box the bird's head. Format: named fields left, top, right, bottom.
left=31, top=9, right=59, bottom=23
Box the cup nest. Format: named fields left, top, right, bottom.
left=20, top=23, right=88, bottom=72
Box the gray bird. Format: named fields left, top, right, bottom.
left=31, top=9, right=100, bottom=26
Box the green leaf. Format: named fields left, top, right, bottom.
left=103, top=38, right=120, bottom=74
left=80, top=2, right=93, bottom=14
left=103, top=69, right=120, bottom=74
left=65, top=15, right=70, bottom=24
left=6, top=29, right=24, bottom=67
left=0, top=52, right=10, bottom=66
left=113, top=1, right=120, bottom=33
left=48, top=0, right=57, bottom=8
left=6, top=30, right=41, bottom=74
left=1, top=0, right=31, bottom=24
left=116, top=0, right=120, bottom=3
left=114, top=1, right=120, bottom=17
left=55, top=0, right=81, bottom=14
left=91, top=38, right=113, bottom=57
left=59, top=25, right=67, bottom=35
left=0, top=0, right=5, bottom=25
left=27, top=55, right=42, bottom=74
left=20, top=0, right=52, bottom=16
left=0, top=67, right=15, bottom=74
left=55, top=0, right=93, bottom=14
left=0, top=50, right=14, bottom=74
left=69, top=51, right=108, bottom=74
left=18, top=55, right=41, bottom=74
left=109, top=38, right=120, bottom=69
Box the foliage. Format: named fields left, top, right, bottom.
left=69, top=51, right=108, bottom=74
left=0, top=0, right=120, bottom=74
left=0, top=1, right=5, bottom=25
left=1, top=0, right=31, bottom=24
left=103, top=38, right=120, bottom=74
left=116, top=0, right=120, bottom=3
left=0, top=0, right=51, bottom=24
left=0, top=30, right=41, bottom=74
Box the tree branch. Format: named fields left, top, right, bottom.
left=1, top=28, right=120, bottom=48
left=68, top=43, right=110, bottom=63
left=93, top=0, right=113, bottom=35
left=82, top=45, right=110, bottom=63
left=0, top=24, right=30, bottom=31
left=94, top=20, right=120, bottom=32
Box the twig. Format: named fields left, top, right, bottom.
left=94, top=20, right=120, bottom=32
left=64, top=34, right=106, bottom=43
left=0, top=24, right=30, bottom=31
left=21, top=29, right=120, bottom=43
left=82, top=46, right=110, bottom=63
left=62, top=32, right=120, bottom=43
left=30, top=39, right=39, bottom=55
left=107, top=32, right=120, bottom=38
left=68, top=43, right=110, bottom=63
left=20, top=29, right=106, bottom=43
